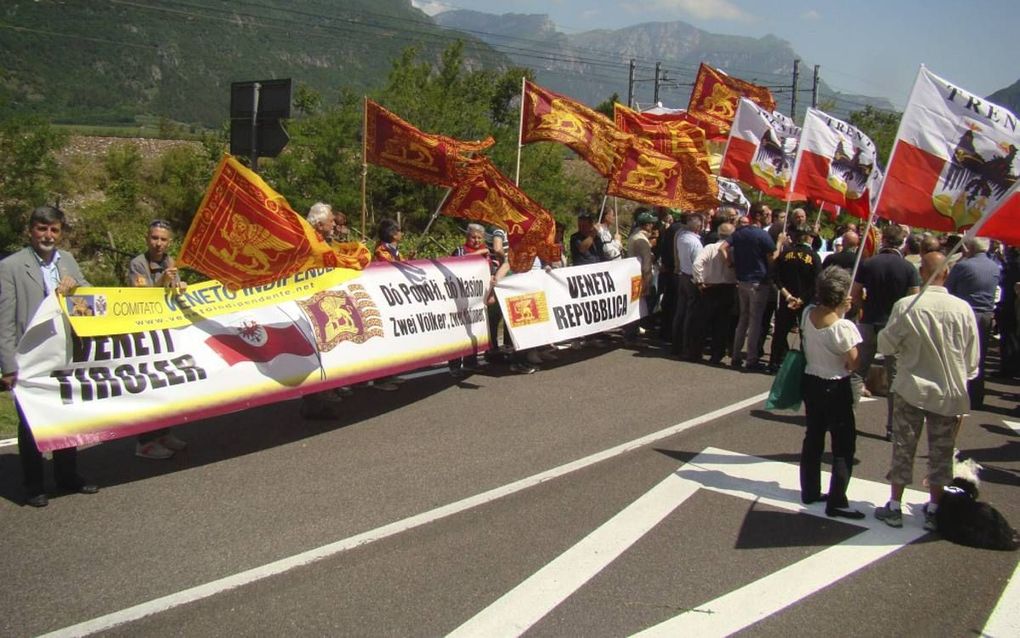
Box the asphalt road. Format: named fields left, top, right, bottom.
left=1, top=338, right=1018, bottom=637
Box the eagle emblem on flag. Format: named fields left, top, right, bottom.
left=935, top=122, right=1019, bottom=228
left=828, top=139, right=877, bottom=200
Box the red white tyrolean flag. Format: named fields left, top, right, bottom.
left=875, top=66, right=1020, bottom=241
left=791, top=108, right=882, bottom=219
left=720, top=98, right=805, bottom=201
left=205, top=321, right=316, bottom=366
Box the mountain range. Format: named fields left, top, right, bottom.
left=434, top=10, right=892, bottom=118
left=2, top=1, right=1016, bottom=128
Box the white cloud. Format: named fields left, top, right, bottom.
left=411, top=0, right=457, bottom=16
left=636, top=0, right=755, bottom=22
left=801, top=9, right=821, bottom=20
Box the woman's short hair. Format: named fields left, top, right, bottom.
left=465, top=223, right=485, bottom=236
left=815, top=266, right=852, bottom=308
left=378, top=218, right=401, bottom=243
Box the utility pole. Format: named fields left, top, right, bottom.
left=627, top=59, right=636, bottom=108
left=812, top=64, right=820, bottom=109
left=249, top=81, right=261, bottom=172
left=653, top=62, right=661, bottom=105
left=791, top=58, right=800, bottom=117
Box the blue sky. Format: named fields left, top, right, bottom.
left=414, top=0, right=1020, bottom=109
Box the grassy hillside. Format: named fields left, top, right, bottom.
left=0, top=0, right=506, bottom=127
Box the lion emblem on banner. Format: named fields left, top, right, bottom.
left=297, top=285, right=384, bottom=351
left=506, top=292, right=549, bottom=328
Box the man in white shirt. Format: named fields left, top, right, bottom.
left=689, top=223, right=737, bottom=363
left=594, top=208, right=623, bottom=262
left=874, top=252, right=979, bottom=532
left=672, top=212, right=705, bottom=358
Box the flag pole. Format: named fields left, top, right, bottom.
left=515, top=76, right=526, bottom=187
left=422, top=187, right=454, bottom=237
left=848, top=212, right=875, bottom=285
left=361, top=96, right=369, bottom=238
left=597, top=194, right=609, bottom=223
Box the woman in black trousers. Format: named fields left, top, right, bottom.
left=799, top=266, right=864, bottom=519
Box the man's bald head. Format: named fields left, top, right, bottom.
left=842, top=230, right=860, bottom=250
left=920, top=251, right=948, bottom=284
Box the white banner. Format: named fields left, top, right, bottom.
left=494, top=259, right=643, bottom=350
left=14, top=256, right=491, bottom=451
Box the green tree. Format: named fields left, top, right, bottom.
left=0, top=117, right=68, bottom=252
left=595, top=93, right=621, bottom=119
left=261, top=42, right=594, bottom=241
left=849, top=106, right=902, bottom=166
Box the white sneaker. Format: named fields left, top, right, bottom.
left=136, top=441, right=174, bottom=460
left=159, top=433, right=188, bottom=451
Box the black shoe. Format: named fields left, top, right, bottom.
left=826, top=507, right=865, bottom=520
left=802, top=493, right=828, bottom=505
left=25, top=493, right=48, bottom=508
left=449, top=367, right=466, bottom=379
left=745, top=362, right=770, bottom=374
left=58, top=477, right=99, bottom=495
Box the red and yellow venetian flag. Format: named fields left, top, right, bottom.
left=721, top=98, right=805, bottom=201
left=612, top=104, right=719, bottom=208
left=607, top=134, right=719, bottom=210
left=874, top=66, right=1020, bottom=242
left=521, top=79, right=625, bottom=177
left=440, top=159, right=561, bottom=272
left=791, top=108, right=883, bottom=219
left=687, top=63, right=777, bottom=140
left=364, top=99, right=493, bottom=187
left=179, top=155, right=361, bottom=289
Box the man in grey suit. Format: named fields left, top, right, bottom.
left=0, top=205, right=99, bottom=507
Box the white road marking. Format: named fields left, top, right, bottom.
left=982, top=560, right=1020, bottom=638
left=635, top=448, right=929, bottom=636
left=1002, top=420, right=1020, bottom=435
left=38, top=393, right=770, bottom=638
left=448, top=473, right=701, bottom=638
left=452, top=447, right=928, bottom=638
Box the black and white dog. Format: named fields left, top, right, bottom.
left=935, top=455, right=1019, bottom=551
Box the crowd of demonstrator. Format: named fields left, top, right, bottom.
left=0, top=201, right=1005, bottom=535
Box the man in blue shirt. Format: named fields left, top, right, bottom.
left=946, top=236, right=1001, bottom=408
left=722, top=203, right=779, bottom=372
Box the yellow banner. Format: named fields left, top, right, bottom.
left=63, top=267, right=361, bottom=337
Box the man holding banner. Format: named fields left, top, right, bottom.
left=0, top=206, right=99, bottom=507
left=129, top=219, right=190, bottom=460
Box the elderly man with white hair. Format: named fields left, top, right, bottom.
left=946, top=235, right=1001, bottom=409
left=307, top=201, right=336, bottom=243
